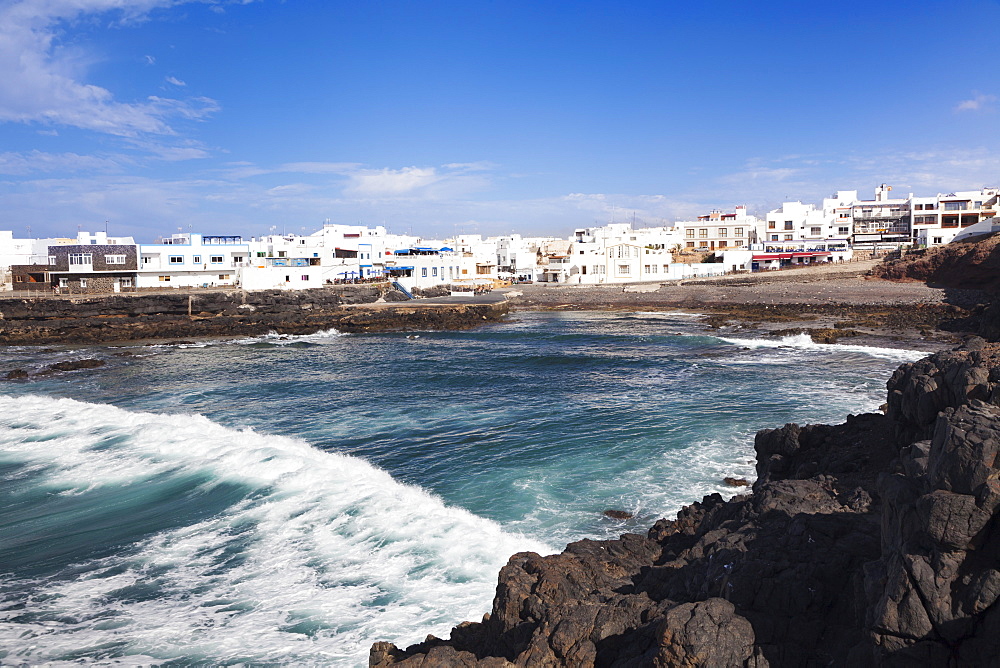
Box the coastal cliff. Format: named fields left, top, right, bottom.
left=370, top=340, right=1000, bottom=666
left=0, top=287, right=509, bottom=344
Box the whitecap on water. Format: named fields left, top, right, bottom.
left=0, top=395, right=549, bottom=666
left=718, top=333, right=927, bottom=362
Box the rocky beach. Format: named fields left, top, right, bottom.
left=503, top=258, right=978, bottom=351
left=371, top=239, right=1000, bottom=666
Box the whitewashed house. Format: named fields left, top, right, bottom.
left=137, top=234, right=248, bottom=289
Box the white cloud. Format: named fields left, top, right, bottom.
left=0, top=0, right=219, bottom=139
left=0, top=150, right=126, bottom=175
left=165, top=76, right=186, bottom=86
left=955, top=92, right=997, bottom=112
left=346, top=166, right=442, bottom=196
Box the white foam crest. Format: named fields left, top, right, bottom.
left=719, top=333, right=927, bottom=361
left=230, top=328, right=347, bottom=346
left=629, top=311, right=704, bottom=318
left=0, top=395, right=550, bottom=665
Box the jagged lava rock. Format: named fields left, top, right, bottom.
left=371, top=341, right=1000, bottom=667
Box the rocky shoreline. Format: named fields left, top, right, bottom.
left=370, top=339, right=1000, bottom=666
left=0, top=286, right=510, bottom=345
left=370, top=248, right=1000, bottom=666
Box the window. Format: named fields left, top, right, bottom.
left=838, top=227, right=849, bottom=234
left=718, top=228, right=727, bottom=237
left=79, top=278, right=88, bottom=288
left=784, top=234, right=793, bottom=241
left=105, top=255, right=126, bottom=265
left=933, top=237, right=943, bottom=244
left=59, top=278, right=68, bottom=288
left=48, top=255, right=55, bottom=265
left=699, top=229, right=708, bottom=238
left=944, top=201, right=967, bottom=211
left=618, top=264, right=630, bottom=274
left=810, top=227, right=821, bottom=236
left=14, top=276, right=22, bottom=282
left=69, top=253, right=92, bottom=265
left=210, top=256, right=224, bottom=263
left=718, top=240, right=727, bottom=248
left=432, top=267, right=438, bottom=276
left=219, top=274, right=230, bottom=280
left=421, top=268, right=427, bottom=277
left=770, top=234, right=778, bottom=241
left=685, top=229, right=694, bottom=238
left=159, top=275, right=170, bottom=282
left=784, top=221, right=793, bottom=230
left=699, top=241, right=708, bottom=248
left=301, top=275, right=309, bottom=281
left=734, top=228, right=743, bottom=237
left=686, top=241, right=695, bottom=248
left=121, top=278, right=133, bottom=287
left=278, top=251, right=287, bottom=258
left=169, top=255, right=183, bottom=264
left=914, top=204, right=923, bottom=210
left=192, top=255, right=202, bottom=264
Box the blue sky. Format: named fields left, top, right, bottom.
left=1, top=0, right=998, bottom=241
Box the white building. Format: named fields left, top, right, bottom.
left=723, top=239, right=852, bottom=272
left=137, top=234, right=248, bottom=289
left=675, top=206, right=763, bottom=251
left=496, top=234, right=559, bottom=282
left=0, top=231, right=79, bottom=290
left=383, top=246, right=479, bottom=290
left=764, top=192, right=855, bottom=243
left=911, top=187, right=1000, bottom=247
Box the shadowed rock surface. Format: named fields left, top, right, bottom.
left=371, top=341, right=1000, bottom=667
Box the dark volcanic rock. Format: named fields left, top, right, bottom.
left=371, top=345, right=1000, bottom=667
left=43, top=359, right=106, bottom=373
left=602, top=509, right=634, bottom=520
left=5, top=369, right=28, bottom=379
left=0, top=288, right=509, bottom=345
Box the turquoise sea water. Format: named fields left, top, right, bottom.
left=0, top=311, right=925, bottom=666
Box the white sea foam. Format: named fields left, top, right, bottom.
left=629, top=311, right=705, bottom=318
left=0, top=395, right=549, bottom=666
left=718, top=333, right=927, bottom=362
left=230, top=328, right=348, bottom=346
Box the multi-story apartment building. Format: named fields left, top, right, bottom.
left=910, top=187, right=1000, bottom=246
left=675, top=206, right=762, bottom=251
left=764, top=191, right=855, bottom=243
left=849, top=184, right=912, bottom=247
left=11, top=231, right=139, bottom=294
left=137, top=233, right=248, bottom=289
